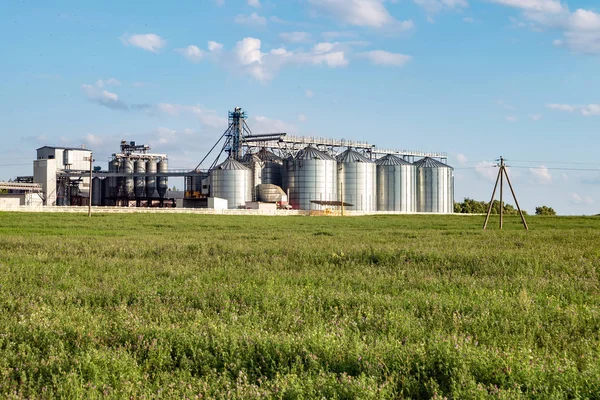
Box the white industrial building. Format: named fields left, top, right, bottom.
left=33, top=146, right=91, bottom=206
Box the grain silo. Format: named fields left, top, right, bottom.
left=146, top=158, right=157, bottom=198
left=285, top=146, right=337, bottom=210
left=134, top=159, right=146, bottom=198
left=414, top=157, right=454, bottom=213
left=157, top=159, right=168, bottom=199
left=337, top=149, right=377, bottom=211
left=376, top=154, right=416, bottom=212
left=210, top=158, right=253, bottom=209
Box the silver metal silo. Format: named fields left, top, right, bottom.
left=414, top=157, right=454, bottom=214
left=123, top=157, right=134, bottom=198
left=157, top=159, right=168, bottom=198
left=210, top=158, right=252, bottom=209
left=376, top=154, right=416, bottom=212
left=134, top=159, right=146, bottom=198
left=146, top=158, right=157, bottom=198
left=92, top=177, right=103, bottom=206
left=285, top=146, right=337, bottom=210
left=108, top=158, right=120, bottom=199
left=256, top=148, right=284, bottom=187
left=337, top=149, right=377, bottom=212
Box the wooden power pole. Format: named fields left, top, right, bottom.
left=483, top=157, right=528, bottom=230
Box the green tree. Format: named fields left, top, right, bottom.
left=454, top=198, right=528, bottom=215
left=535, top=206, right=556, bottom=216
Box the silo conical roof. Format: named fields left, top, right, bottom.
left=257, top=148, right=283, bottom=162
left=413, top=157, right=452, bottom=168
left=215, top=158, right=250, bottom=170
left=296, top=146, right=335, bottom=161
left=375, top=154, right=412, bottom=166
left=337, top=148, right=372, bottom=163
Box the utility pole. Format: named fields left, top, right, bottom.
left=483, top=157, right=528, bottom=230
left=88, top=153, right=93, bottom=217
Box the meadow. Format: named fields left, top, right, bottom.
left=0, top=212, right=599, bottom=399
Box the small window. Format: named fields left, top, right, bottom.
left=48, top=155, right=55, bottom=159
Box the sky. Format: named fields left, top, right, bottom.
left=1, top=0, right=600, bottom=215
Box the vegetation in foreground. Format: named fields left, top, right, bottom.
left=0, top=212, right=599, bottom=399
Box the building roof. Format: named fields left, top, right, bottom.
left=37, top=146, right=92, bottom=152
left=296, top=146, right=335, bottom=161
left=413, top=157, right=452, bottom=168
left=375, top=154, right=412, bottom=166
left=337, top=148, right=373, bottom=163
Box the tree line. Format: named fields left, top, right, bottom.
left=454, top=198, right=556, bottom=215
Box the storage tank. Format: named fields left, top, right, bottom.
left=256, top=148, right=284, bottom=187
left=210, top=158, right=252, bottom=209
left=92, top=177, right=103, bottom=206
left=146, top=158, right=157, bottom=198
left=257, top=184, right=288, bottom=203
left=337, top=149, right=377, bottom=212
left=108, top=158, right=120, bottom=199
left=376, top=154, right=416, bottom=212
left=285, top=146, right=337, bottom=210
left=242, top=153, right=262, bottom=201
left=157, top=159, right=168, bottom=198
left=134, top=159, right=146, bottom=198
left=414, top=157, right=454, bottom=214
left=122, top=157, right=134, bottom=197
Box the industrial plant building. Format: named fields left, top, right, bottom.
left=10, top=106, right=454, bottom=213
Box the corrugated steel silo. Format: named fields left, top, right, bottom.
left=134, top=159, right=146, bottom=198
left=157, top=159, right=168, bottom=198
left=337, top=149, right=377, bottom=211
left=146, top=158, right=157, bottom=198
left=376, top=154, right=416, bottom=212
left=256, top=148, right=284, bottom=187
left=123, top=158, right=134, bottom=197
left=92, top=177, right=103, bottom=206
left=108, top=158, right=120, bottom=199
left=414, top=157, right=454, bottom=213
left=285, top=146, right=337, bottom=210
left=210, top=158, right=252, bottom=209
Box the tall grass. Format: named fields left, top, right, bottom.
left=0, top=213, right=599, bottom=398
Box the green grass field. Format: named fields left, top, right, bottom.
left=0, top=212, right=599, bottom=399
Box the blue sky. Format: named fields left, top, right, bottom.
left=1, top=0, right=600, bottom=214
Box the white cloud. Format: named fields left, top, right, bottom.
left=529, top=165, right=552, bottom=184
left=82, top=84, right=128, bottom=110
left=358, top=50, right=412, bottom=66
left=486, top=0, right=565, bottom=14
left=529, top=114, right=543, bottom=121
left=489, top=1, right=600, bottom=54
left=546, top=103, right=600, bottom=116
left=456, top=153, right=468, bottom=166
left=214, top=0, right=224, bottom=6
left=279, top=31, right=313, bottom=43
left=546, top=103, right=577, bottom=112
left=176, top=45, right=205, bottom=62
left=121, top=33, right=166, bottom=53
left=305, top=89, right=314, bottom=98
left=497, top=99, right=515, bottom=110
left=308, top=0, right=414, bottom=31
left=234, top=12, right=267, bottom=26
left=157, top=103, right=227, bottom=128
left=413, top=0, right=469, bottom=14
left=463, top=17, right=475, bottom=23
left=322, top=31, right=358, bottom=40
left=569, top=192, right=594, bottom=205
left=208, top=41, right=224, bottom=52
left=251, top=115, right=298, bottom=134
left=96, top=78, right=121, bottom=87
left=505, top=116, right=518, bottom=122
left=248, top=0, right=261, bottom=7
left=475, top=161, right=498, bottom=182
left=298, top=114, right=307, bottom=123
